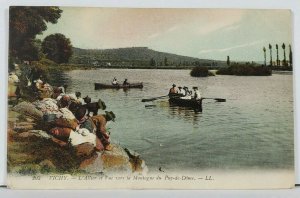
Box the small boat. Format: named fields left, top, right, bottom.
left=94, top=82, right=143, bottom=90
left=168, top=95, right=202, bottom=111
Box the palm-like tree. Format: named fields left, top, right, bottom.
left=276, top=44, right=279, bottom=66
left=263, top=46, right=266, bottom=66
left=269, top=44, right=272, bottom=66
left=289, top=44, right=292, bottom=67
left=282, top=43, right=286, bottom=66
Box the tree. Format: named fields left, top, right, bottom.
left=289, top=44, right=293, bottom=67
left=269, top=44, right=272, bottom=66
left=42, top=33, right=73, bottom=64
left=150, top=58, right=156, bottom=67
left=9, top=6, right=62, bottom=61
left=263, top=47, right=266, bottom=66
left=276, top=44, right=279, bottom=66
left=282, top=43, right=286, bottom=66
left=226, top=56, right=230, bottom=66
left=164, top=57, right=168, bottom=66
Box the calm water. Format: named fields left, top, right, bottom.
left=55, top=69, right=294, bottom=172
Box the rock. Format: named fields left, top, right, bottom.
left=101, top=144, right=132, bottom=174
left=79, top=153, right=104, bottom=173
left=75, top=143, right=95, bottom=158
left=17, top=130, right=52, bottom=139
left=79, top=144, right=145, bottom=175
left=14, top=122, right=36, bottom=132
left=124, top=148, right=148, bottom=174
left=12, top=101, right=43, bottom=120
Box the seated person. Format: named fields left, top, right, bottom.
left=169, top=84, right=178, bottom=95
left=75, top=106, right=115, bottom=151
left=193, top=87, right=201, bottom=100
left=123, top=79, right=129, bottom=86
left=178, top=86, right=185, bottom=96
left=180, top=87, right=192, bottom=99
left=112, top=77, right=119, bottom=85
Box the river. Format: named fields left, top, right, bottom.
left=52, top=69, right=294, bottom=172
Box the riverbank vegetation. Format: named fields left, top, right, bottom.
left=216, top=63, right=272, bottom=76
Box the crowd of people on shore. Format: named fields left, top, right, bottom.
left=169, top=84, right=201, bottom=100
left=14, top=75, right=116, bottom=151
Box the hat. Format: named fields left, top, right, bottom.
left=178, top=86, right=182, bottom=89
left=75, top=92, right=81, bottom=97
left=172, top=84, right=176, bottom=87
left=183, top=86, right=188, bottom=89
left=193, top=86, right=198, bottom=90
left=75, top=106, right=87, bottom=120
left=105, top=111, right=116, bottom=122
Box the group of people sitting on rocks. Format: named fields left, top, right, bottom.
left=169, top=84, right=201, bottom=100
left=20, top=76, right=116, bottom=151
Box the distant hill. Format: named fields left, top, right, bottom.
left=69, top=47, right=227, bottom=69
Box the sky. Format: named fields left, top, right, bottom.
left=38, top=7, right=292, bottom=62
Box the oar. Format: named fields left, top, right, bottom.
left=202, top=97, right=226, bottom=102
left=141, top=95, right=169, bottom=102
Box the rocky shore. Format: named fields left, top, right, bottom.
left=7, top=100, right=148, bottom=176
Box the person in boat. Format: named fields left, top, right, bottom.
left=112, top=77, right=119, bottom=85
left=169, top=84, right=178, bottom=95
left=123, top=79, right=129, bottom=86
left=193, top=87, right=201, bottom=100
left=180, top=86, right=192, bottom=99
left=178, top=86, right=185, bottom=96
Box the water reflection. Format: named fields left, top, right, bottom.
left=154, top=100, right=202, bottom=125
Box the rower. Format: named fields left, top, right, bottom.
left=123, top=79, right=129, bottom=86
left=180, top=86, right=192, bottom=99
left=169, top=84, right=178, bottom=95
left=178, top=86, right=185, bottom=96
left=193, top=87, right=201, bottom=100
left=112, top=77, right=119, bottom=85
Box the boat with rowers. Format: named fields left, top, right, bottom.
left=94, top=82, right=143, bottom=90
left=168, top=93, right=203, bottom=111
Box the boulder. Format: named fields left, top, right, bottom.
left=101, top=144, right=133, bottom=174
left=14, top=122, right=36, bottom=132
left=79, top=144, right=147, bottom=175
left=75, top=143, right=95, bottom=158
left=79, top=153, right=103, bottom=173
left=17, top=130, right=52, bottom=139
left=12, top=101, right=43, bottom=120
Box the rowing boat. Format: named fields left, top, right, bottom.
left=168, top=95, right=202, bottom=111
left=94, top=82, right=143, bottom=90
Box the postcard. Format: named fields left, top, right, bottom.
left=7, top=6, right=294, bottom=189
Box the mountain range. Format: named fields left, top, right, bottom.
left=69, top=47, right=227, bottom=68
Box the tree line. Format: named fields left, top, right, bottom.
left=263, top=43, right=292, bottom=67
left=9, top=6, right=73, bottom=71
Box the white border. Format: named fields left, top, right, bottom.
left=1, top=0, right=299, bottom=194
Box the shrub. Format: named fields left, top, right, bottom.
left=217, top=64, right=272, bottom=76
left=190, top=66, right=209, bottom=77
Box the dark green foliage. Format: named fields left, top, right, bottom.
left=263, top=46, right=266, bottom=66
left=42, top=33, right=73, bottom=64
left=190, top=66, right=209, bottom=77
left=150, top=58, right=156, bottom=66
left=276, top=44, right=279, bottom=66
left=226, top=56, right=230, bottom=66
left=9, top=134, right=83, bottom=174
left=289, top=44, right=292, bottom=66
left=9, top=6, right=62, bottom=61
left=282, top=43, right=287, bottom=66
left=217, top=64, right=272, bottom=76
